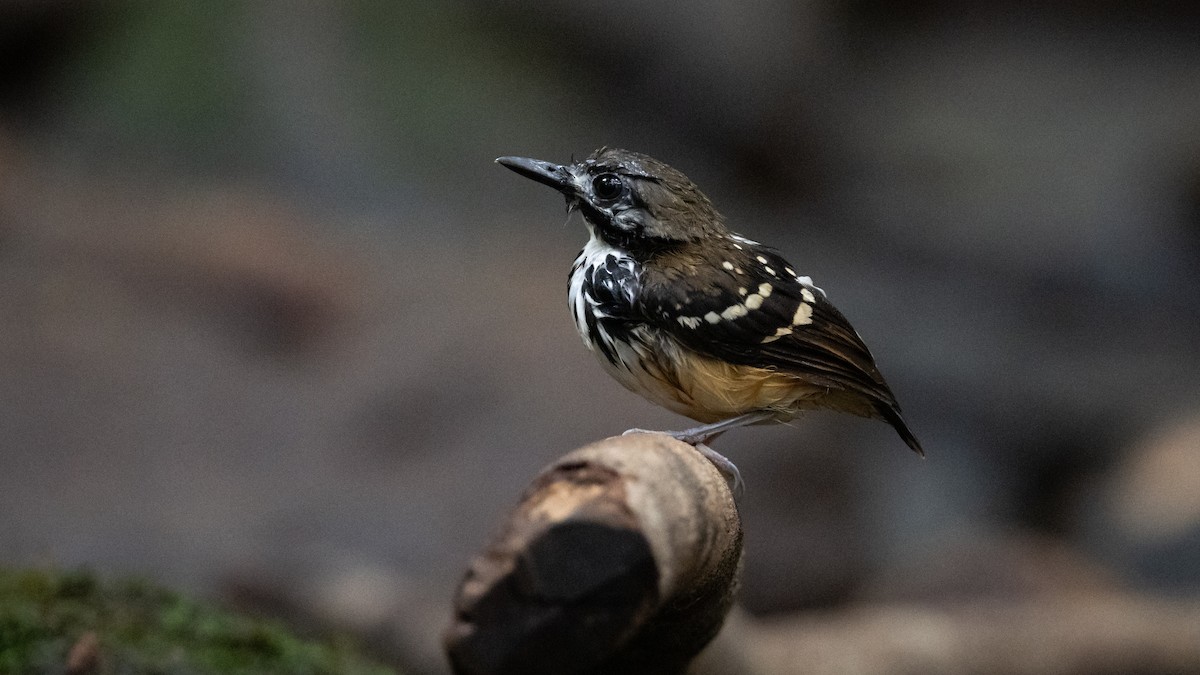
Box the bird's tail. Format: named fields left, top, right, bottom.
left=877, top=403, right=924, bottom=457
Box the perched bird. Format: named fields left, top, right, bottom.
left=497, top=148, right=922, bottom=466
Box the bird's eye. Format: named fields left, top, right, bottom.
left=592, top=173, right=624, bottom=200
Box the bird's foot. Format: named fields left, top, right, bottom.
left=621, top=428, right=744, bottom=500
left=622, top=413, right=771, bottom=499
left=621, top=427, right=721, bottom=445
left=696, top=443, right=744, bottom=501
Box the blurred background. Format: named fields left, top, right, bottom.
left=2, top=1, right=1199, bottom=672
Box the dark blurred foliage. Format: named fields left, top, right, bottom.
left=1, top=1, right=1199, bottom=672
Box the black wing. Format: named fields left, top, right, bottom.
left=640, top=243, right=922, bottom=454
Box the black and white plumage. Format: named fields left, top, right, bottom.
left=498, top=147, right=922, bottom=457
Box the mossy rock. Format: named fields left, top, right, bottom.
left=0, top=568, right=398, bottom=675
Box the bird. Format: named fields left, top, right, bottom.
left=496, top=147, right=922, bottom=475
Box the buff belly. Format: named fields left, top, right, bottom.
left=594, top=326, right=827, bottom=424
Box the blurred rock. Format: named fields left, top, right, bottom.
left=741, top=593, right=1200, bottom=675
left=1081, top=410, right=1200, bottom=591
left=1107, top=412, right=1200, bottom=543
left=864, top=530, right=1116, bottom=604
left=0, top=137, right=367, bottom=358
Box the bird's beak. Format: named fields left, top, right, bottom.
left=495, top=156, right=574, bottom=194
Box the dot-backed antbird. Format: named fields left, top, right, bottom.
left=497, top=148, right=922, bottom=483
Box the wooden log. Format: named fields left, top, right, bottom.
left=445, top=433, right=743, bottom=675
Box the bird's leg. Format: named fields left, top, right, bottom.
left=624, top=411, right=776, bottom=445
left=622, top=430, right=745, bottom=498
left=695, top=442, right=744, bottom=501
left=622, top=411, right=774, bottom=499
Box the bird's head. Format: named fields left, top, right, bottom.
left=497, top=147, right=728, bottom=255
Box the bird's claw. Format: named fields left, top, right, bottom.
left=622, top=427, right=656, bottom=437
left=621, top=428, right=743, bottom=500
left=696, top=443, right=744, bottom=501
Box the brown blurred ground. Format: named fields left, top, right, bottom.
left=1, top=2, right=1199, bottom=673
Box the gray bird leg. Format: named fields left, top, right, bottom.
left=624, top=410, right=775, bottom=445
left=623, top=411, right=774, bottom=498
left=694, top=442, right=744, bottom=501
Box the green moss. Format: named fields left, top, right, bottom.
left=0, top=568, right=398, bottom=675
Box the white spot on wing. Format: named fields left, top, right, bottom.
left=738, top=287, right=747, bottom=296
left=721, top=304, right=748, bottom=320
left=758, top=283, right=772, bottom=298
left=678, top=315, right=701, bottom=329
left=756, top=255, right=768, bottom=264
left=704, top=311, right=721, bottom=324
left=763, top=326, right=792, bottom=343
left=722, top=261, right=734, bottom=270
left=801, top=288, right=815, bottom=303
left=792, top=302, right=813, bottom=325
left=744, top=294, right=764, bottom=310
